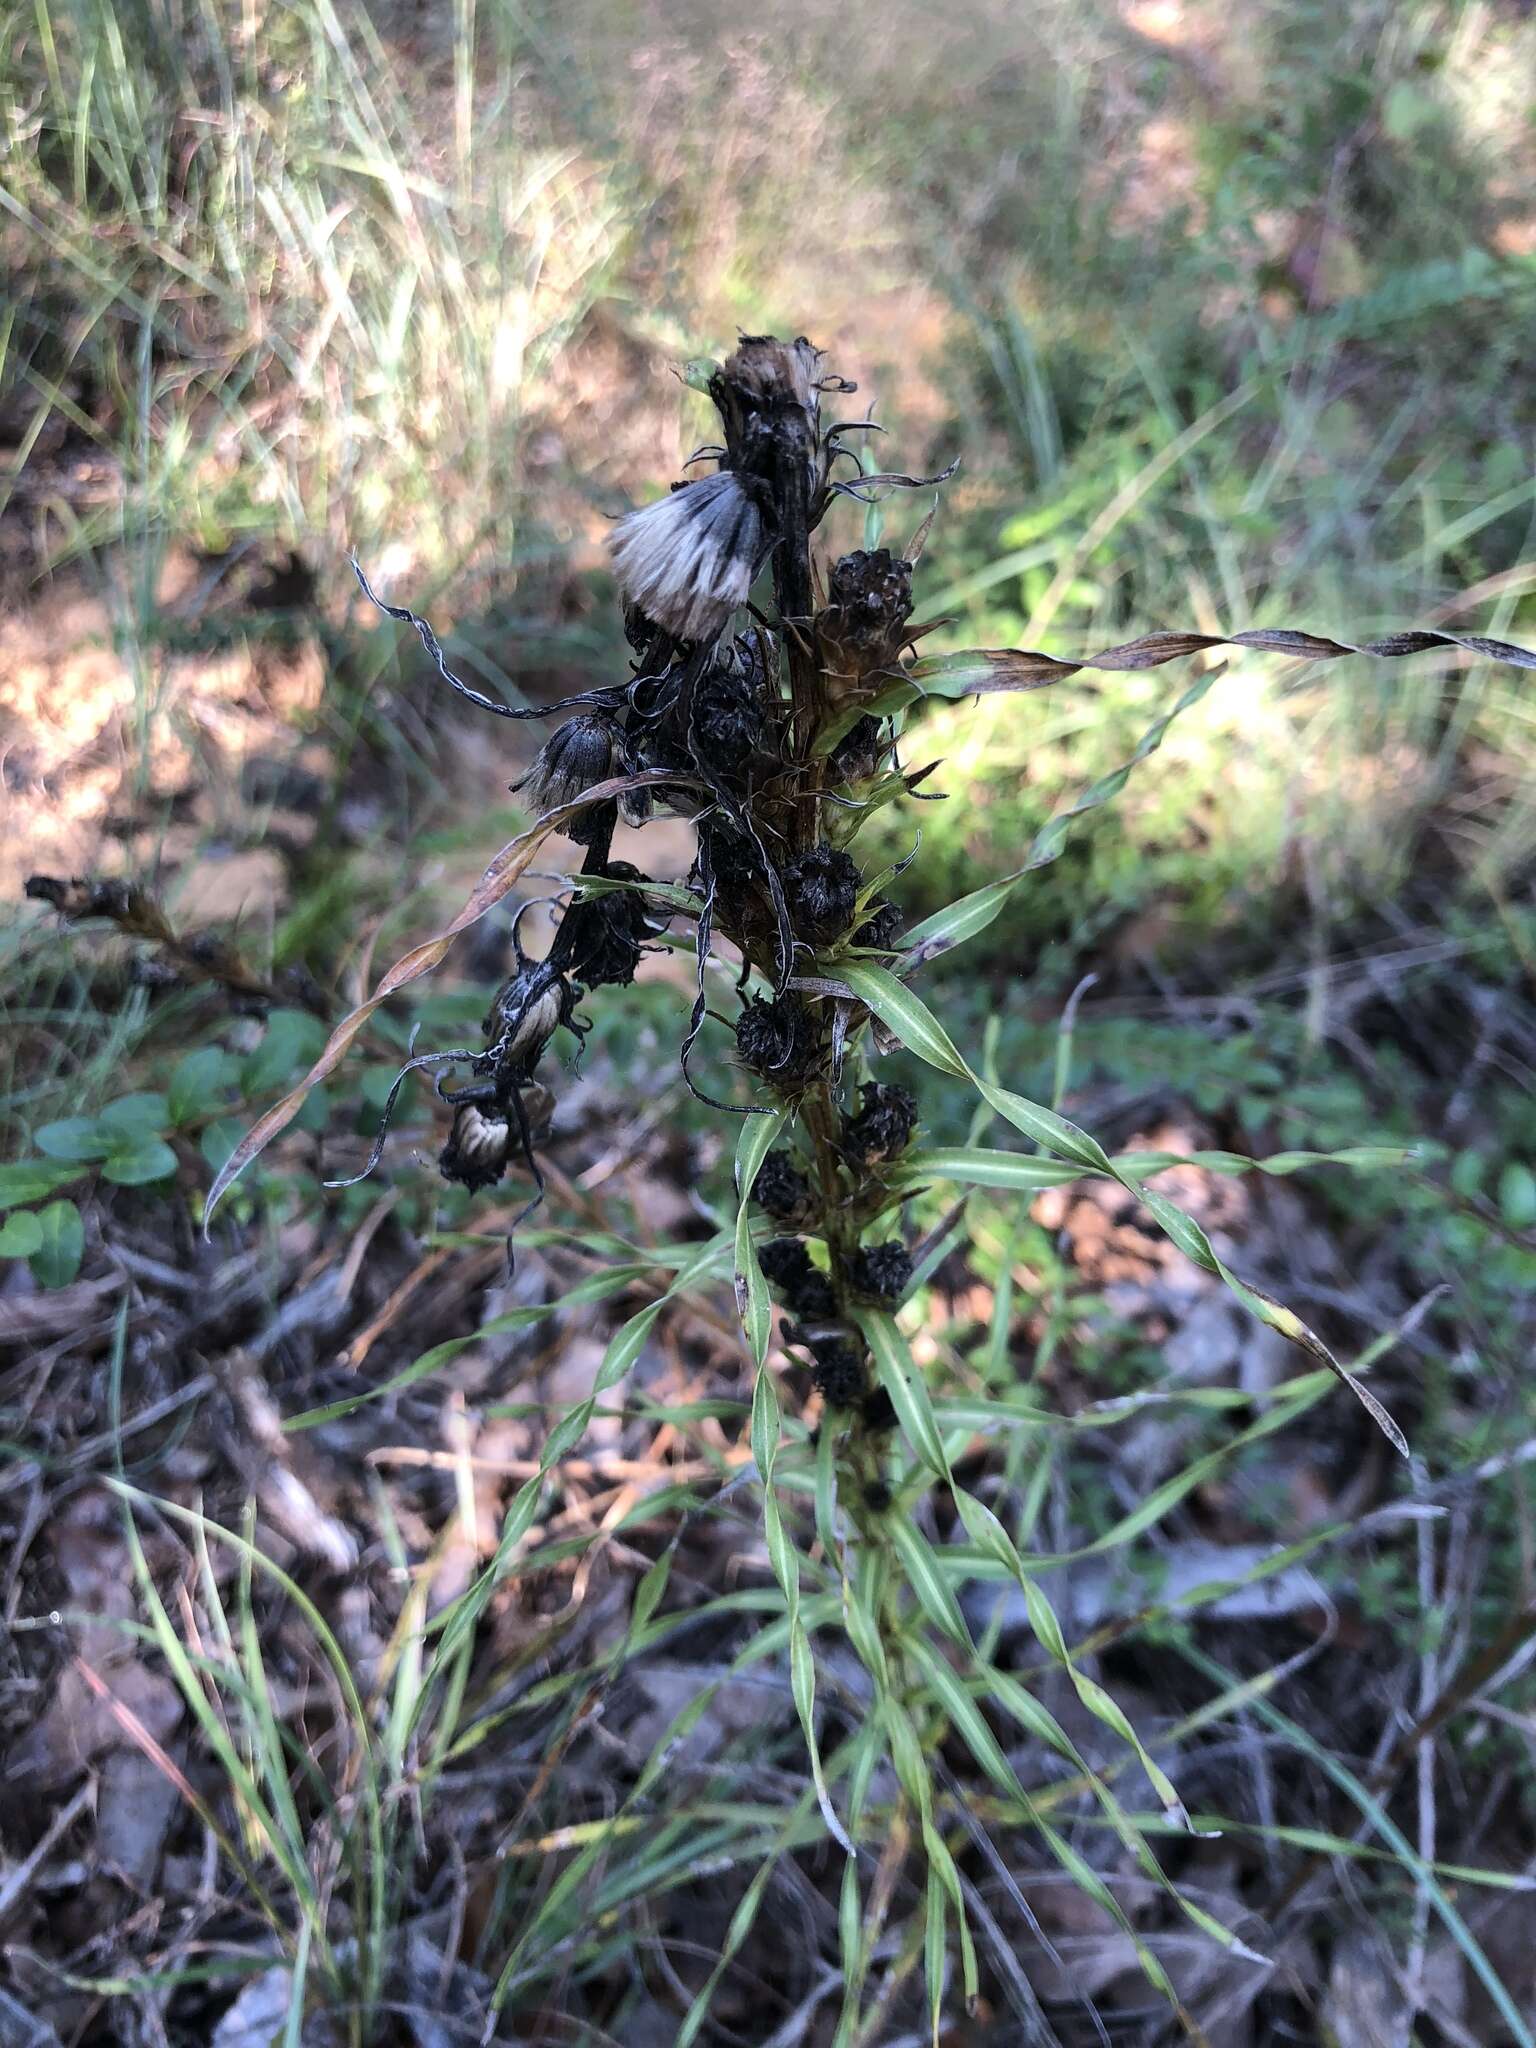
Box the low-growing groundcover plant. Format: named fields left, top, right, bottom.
left=186, top=334, right=1536, bottom=2041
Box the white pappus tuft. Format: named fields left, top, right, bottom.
left=454, top=1106, right=511, bottom=1166
left=608, top=470, right=765, bottom=643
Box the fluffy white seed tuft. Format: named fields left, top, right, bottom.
left=609, top=471, right=762, bottom=643
left=455, top=1106, right=511, bottom=1165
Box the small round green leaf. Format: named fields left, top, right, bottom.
left=102, top=1139, right=179, bottom=1187
left=0, top=1210, right=45, bottom=1258
left=168, top=1047, right=239, bottom=1125
left=35, top=1117, right=114, bottom=1163
left=100, top=1092, right=171, bottom=1138
left=200, top=1119, right=245, bottom=1176
left=243, top=1009, right=327, bottom=1095
left=29, top=1201, right=84, bottom=1289
left=1498, top=1162, right=1536, bottom=1232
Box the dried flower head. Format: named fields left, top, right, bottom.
left=753, top=1149, right=813, bottom=1224
left=758, top=1236, right=837, bottom=1319
left=439, top=1104, right=513, bottom=1192
left=809, top=1337, right=867, bottom=1409
left=847, top=1081, right=921, bottom=1163
left=783, top=843, right=860, bottom=946
left=515, top=716, right=645, bottom=843
left=861, top=1385, right=898, bottom=1433
left=825, top=547, right=914, bottom=658
left=829, top=714, right=887, bottom=782
left=691, top=659, right=767, bottom=769
left=564, top=864, right=664, bottom=991
left=696, top=820, right=759, bottom=892
left=735, top=992, right=816, bottom=1083
left=719, top=333, right=826, bottom=415
left=474, top=966, right=582, bottom=1095
left=854, top=898, right=903, bottom=952
left=609, top=471, right=767, bottom=644
left=842, top=1081, right=918, bottom=1165
left=844, top=1239, right=912, bottom=1306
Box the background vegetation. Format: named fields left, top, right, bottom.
left=3, top=0, right=1536, bottom=2042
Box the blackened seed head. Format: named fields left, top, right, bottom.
left=829, top=714, right=885, bottom=782
left=810, top=1338, right=868, bottom=1409
left=753, top=1149, right=813, bottom=1223
left=863, top=1479, right=892, bottom=1512
left=758, top=1236, right=836, bottom=1319
left=565, top=871, right=659, bottom=991
left=783, top=844, right=861, bottom=946
left=828, top=548, right=914, bottom=643
left=440, top=1104, right=513, bottom=1192
left=735, top=992, right=816, bottom=1082
left=842, top=1081, right=918, bottom=1164
left=854, top=898, right=903, bottom=951
left=757, top=1236, right=813, bottom=1288
left=844, top=1239, right=913, bottom=1306
left=692, top=672, right=765, bottom=770
left=862, top=1385, right=898, bottom=1432
left=697, top=820, right=758, bottom=891
left=520, top=716, right=621, bottom=809
left=517, top=716, right=630, bottom=845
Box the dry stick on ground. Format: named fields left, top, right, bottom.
left=24, top=874, right=329, bottom=1016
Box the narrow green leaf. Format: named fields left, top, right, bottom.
left=901, top=1147, right=1083, bottom=1191
left=889, top=1516, right=971, bottom=1652
left=597, top=1300, right=662, bottom=1392
left=1018, top=1573, right=1187, bottom=1827
left=846, top=969, right=1407, bottom=1456
left=924, top=1868, right=947, bottom=2044
left=791, top=1618, right=852, bottom=1853
left=751, top=1359, right=781, bottom=1481
left=883, top=1698, right=934, bottom=1826
left=630, top=1547, right=673, bottom=1638
left=856, top=1309, right=951, bottom=1480
left=734, top=1109, right=784, bottom=1366
left=838, top=962, right=969, bottom=1079
left=906, top=1142, right=1414, bottom=1192
left=905, top=1635, right=1028, bottom=1807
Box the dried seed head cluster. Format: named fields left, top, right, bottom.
left=356, top=332, right=952, bottom=1398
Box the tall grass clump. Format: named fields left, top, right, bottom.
left=1, top=0, right=626, bottom=579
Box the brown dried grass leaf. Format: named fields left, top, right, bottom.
left=204, top=773, right=683, bottom=1226
left=927, top=623, right=1536, bottom=691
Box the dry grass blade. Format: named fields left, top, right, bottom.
left=914, top=621, right=1536, bottom=695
